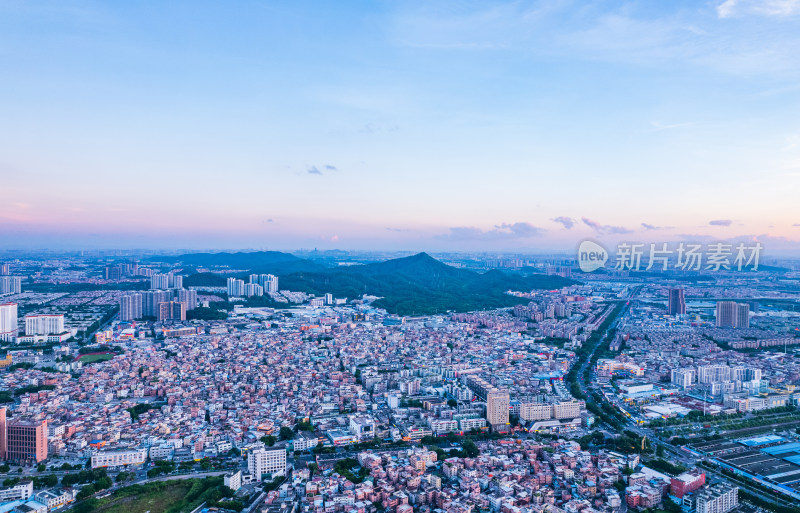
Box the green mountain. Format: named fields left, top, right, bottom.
left=177, top=251, right=577, bottom=315
left=280, top=253, right=577, bottom=315
left=157, top=251, right=322, bottom=275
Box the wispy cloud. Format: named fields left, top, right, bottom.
left=717, top=0, right=800, bottom=18
left=436, top=222, right=545, bottom=241
left=649, top=121, right=695, bottom=132
left=307, top=164, right=337, bottom=175
left=709, top=219, right=733, bottom=226
left=551, top=216, right=576, bottom=229
left=582, top=217, right=631, bottom=234
left=392, top=1, right=800, bottom=77
left=641, top=223, right=674, bottom=230
left=359, top=123, right=399, bottom=134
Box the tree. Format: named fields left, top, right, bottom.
left=261, top=435, right=277, bottom=447
left=94, top=475, right=112, bottom=491
left=76, top=485, right=95, bottom=500
left=36, top=463, right=46, bottom=472
left=447, top=399, right=458, bottom=408
left=279, top=427, right=294, bottom=441
left=295, top=420, right=313, bottom=432
left=461, top=439, right=479, bottom=458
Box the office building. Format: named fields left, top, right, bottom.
left=176, top=289, right=197, bottom=310
left=224, top=470, right=242, bottom=491
left=744, top=368, right=762, bottom=381
left=552, top=400, right=582, bottom=420
left=0, top=480, right=33, bottom=501
left=687, top=484, right=738, bottom=513
left=0, top=408, right=6, bottom=459
left=119, top=293, right=143, bottom=321
left=91, top=449, right=147, bottom=468
left=5, top=417, right=48, bottom=464
left=716, top=301, right=749, bottom=328
left=24, top=314, right=64, bottom=336
left=697, top=365, right=730, bottom=384
left=247, top=447, right=286, bottom=480
left=671, top=368, right=696, bottom=389
left=668, top=288, right=686, bottom=316
left=520, top=403, right=552, bottom=421
left=0, top=264, right=8, bottom=276
left=0, top=303, right=17, bottom=343
left=670, top=469, right=705, bottom=498
left=157, top=301, right=186, bottom=322
left=0, top=276, right=21, bottom=295
left=486, top=389, right=510, bottom=430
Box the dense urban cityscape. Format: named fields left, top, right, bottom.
left=3, top=1, right=799, bottom=513
left=0, top=249, right=797, bottom=513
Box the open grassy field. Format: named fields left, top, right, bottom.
left=77, top=353, right=115, bottom=363
left=95, top=481, right=192, bottom=513
left=74, top=477, right=227, bottom=513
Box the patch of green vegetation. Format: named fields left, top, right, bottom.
left=646, top=458, right=688, bottom=476
left=74, top=477, right=231, bottom=513
left=186, top=307, right=228, bottom=320
left=7, top=362, right=34, bottom=371
left=78, top=353, right=115, bottom=364
left=26, top=282, right=148, bottom=293
left=127, top=402, right=165, bottom=422
left=334, top=458, right=370, bottom=483
left=13, top=384, right=56, bottom=396
left=183, top=272, right=228, bottom=287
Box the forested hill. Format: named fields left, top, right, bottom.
left=175, top=251, right=577, bottom=315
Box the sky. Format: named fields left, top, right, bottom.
left=1, top=0, right=800, bottom=253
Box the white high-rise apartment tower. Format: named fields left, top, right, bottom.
left=24, top=314, right=65, bottom=336
left=0, top=303, right=17, bottom=342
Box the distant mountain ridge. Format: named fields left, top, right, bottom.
left=155, top=251, right=323, bottom=275
left=171, top=251, right=577, bottom=315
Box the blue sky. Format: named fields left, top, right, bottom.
left=1, top=0, right=799, bottom=252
